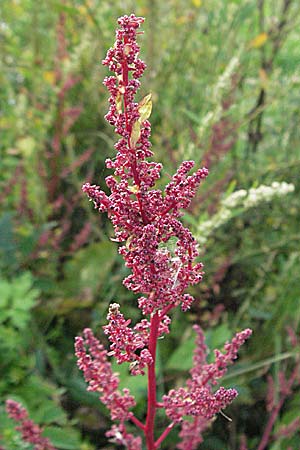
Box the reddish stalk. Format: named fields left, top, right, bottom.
left=257, top=360, right=300, bottom=450
left=155, top=422, right=176, bottom=449
left=130, top=414, right=146, bottom=431
left=145, top=312, right=160, bottom=449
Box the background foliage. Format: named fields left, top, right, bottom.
left=0, top=0, right=300, bottom=448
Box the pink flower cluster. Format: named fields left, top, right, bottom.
left=103, top=303, right=171, bottom=375
left=5, top=399, right=56, bottom=450
left=75, top=328, right=136, bottom=421
left=104, top=303, right=152, bottom=375
left=164, top=326, right=252, bottom=449
left=75, top=328, right=143, bottom=448
left=82, top=14, right=208, bottom=317
left=163, top=325, right=252, bottom=430
left=77, top=14, right=252, bottom=449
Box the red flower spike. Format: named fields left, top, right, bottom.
left=77, top=14, right=252, bottom=450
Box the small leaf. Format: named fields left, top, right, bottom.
left=116, top=92, right=122, bottom=114
left=33, top=401, right=67, bottom=425
left=250, top=32, right=268, bottom=48
left=130, top=121, right=141, bottom=148
left=128, top=185, right=140, bottom=194
left=124, top=44, right=131, bottom=55
left=138, top=93, right=152, bottom=123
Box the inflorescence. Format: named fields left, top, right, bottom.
left=76, top=14, right=252, bottom=449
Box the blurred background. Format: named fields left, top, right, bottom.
left=0, top=0, right=300, bottom=448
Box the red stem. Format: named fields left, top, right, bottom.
left=257, top=360, right=300, bottom=450
left=145, top=312, right=160, bottom=449
left=121, top=34, right=163, bottom=449
left=160, top=303, right=176, bottom=318
left=160, top=201, right=177, bottom=217
left=130, top=414, right=146, bottom=431
left=154, top=422, right=175, bottom=449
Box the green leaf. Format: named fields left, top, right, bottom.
left=0, top=272, right=38, bottom=329
left=166, top=334, right=195, bottom=371
left=62, top=242, right=116, bottom=297
left=10, top=310, right=30, bottom=330
left=205, top=323, right=232, bottom=357
left=43, top=426, right=81, bottom=449
left=0, top=213, right=17, bottom=268
left=11, top=272, right=39, bottom=310
left=167, top=324, right=232, bottom=371
left=0, top=279, right=11, bottom=309
left=112, top=361, right=147, bottom=404
left=66, top=376, right=105, bottom=410
left=32, top=401, right=67, bottom=425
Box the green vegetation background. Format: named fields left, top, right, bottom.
left=0, top=0, right=300, bottom=448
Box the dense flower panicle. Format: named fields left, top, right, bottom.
left=103, top=303, right=172, bottom=376
left=82, top=13, right=209, bottom=315
left=77, top=14, right=253, bottom=448
left=163, top=386, right=238, bottom=423
left=5, top=400, right=56, bottom=450
left=75, top=328, right=135, bottom=421
left=190, top=327, right=253, bottom=387
left=104, top=303, right=153, bottom=375
left=6, top=400, right=28, bottom=421
left=189, top=325, right=208, bottom=380
left=82, top=183, right=109, bottom=212
left=163, top=327, right=252, bottom=425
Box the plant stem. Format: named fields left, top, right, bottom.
left=145, top=312, right=160, bottom=449
left=155, top=422, right=175, bottom=448
left=130, top=414, right=146, bottom=431
left=257, top=360, right=300, bottom=450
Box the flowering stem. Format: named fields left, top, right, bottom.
left=78, top=15, right=251, bottom=450
left=257, top=360, right=300, bottom=450
left=154, top=422, right=176, bottom=448
left=130, top=414, right=146, bottom=431
left=145, top=311, right=160, bottom=449
left=160, top=303, right=176, bottom=318
left=122, top=36, right=148, bottom=226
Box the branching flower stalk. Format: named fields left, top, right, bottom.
left=75, top=15, right=252, bottom=449
left=5, top=400, right=56, bottom=450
